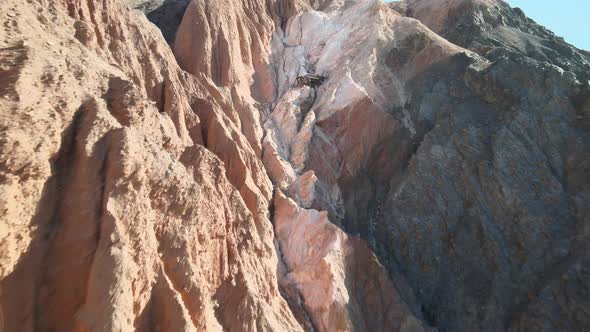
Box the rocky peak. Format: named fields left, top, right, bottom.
left=398, top=0, right=590, bottom=80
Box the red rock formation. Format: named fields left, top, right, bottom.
left=1, top=0, right=509, bottom=330
left=0, top=0, right=300, bottom=330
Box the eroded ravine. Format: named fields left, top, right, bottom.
left=169, top=0, right=435, bottom=330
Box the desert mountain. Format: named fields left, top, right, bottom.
left=0, top=0, right=588, bottom=331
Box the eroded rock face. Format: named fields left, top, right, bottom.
left=0, top=0, right=428, bottom=330
left=170, top=1, right=438, bottom=330
left=274, top=191, right=431, bottom=332
left=380, top=1, right=590, bottom=331
left=132, top=0, right=192, bottom=45
left=374, top=50, right=590, bottom=331
left=1, top=0, right=589, bottom=331
left=260, top=0, right=590, bottom=331
left=0, top=0, right=300, bottom=330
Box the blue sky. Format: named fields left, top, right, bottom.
left=506, top=0, right=589, bottom=50
left=385, top=0, right=590, bottom=50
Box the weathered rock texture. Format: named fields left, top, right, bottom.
left=0, top=0, right=299, bottom=330
left=1, top=0, right=589, bottom=331
left=377, top=1, right=590, bottom=331
left=0, top=0, right=428, bottom=331
left=274, top=191, right=429, bottom=332
left=395, top=0, right=590, bottom=80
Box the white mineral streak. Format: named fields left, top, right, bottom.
left=264, top=1, right=451, bottom=330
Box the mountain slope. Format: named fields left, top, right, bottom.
left=0, top=0, right=428, bottom=331
left=0, top=0, right=588, bottom=331
left=382, top=1, right=590, bottom=330
left=394, top=0, right=590, bottom=80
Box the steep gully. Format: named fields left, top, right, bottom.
left=162, top=0, right=590, bottom=330
left=167, top=0, right=435, bottom=330
left=165, top=0, right=449, bottom=330
left=0, top=0, right=433, bottom=330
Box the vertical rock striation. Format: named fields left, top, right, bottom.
left=171, top=0, right=433, bottom=330
left=0, top=0, right=300, bottom=330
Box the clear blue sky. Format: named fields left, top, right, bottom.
left=385, top=0, right=590, bottom=50
left=506, top=0, right=589, bottom=50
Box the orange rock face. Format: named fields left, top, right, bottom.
left=0, top=0, right=444, bottom=330
left=0, top=0, right=299, bottom=330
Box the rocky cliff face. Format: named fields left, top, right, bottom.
left=0, top=0, right=588, bottom=331
left=0, top=0, right=301, bottom=330
left=385, top=1, right=590, bottom=330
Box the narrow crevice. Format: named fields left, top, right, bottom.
left=35, top=101, right=118, bottom=331
left=296, top=86, right=318, bottom=133
left=87, top=132, right=113, bottom=269
left=159, top=258, right=201, bottom=329
left=158, top=79, right=167, bottom=114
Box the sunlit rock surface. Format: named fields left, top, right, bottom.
left=1, top=0, right=589, bottom=331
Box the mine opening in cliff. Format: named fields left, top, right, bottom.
left=296, top=74, right=326, bottom=88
